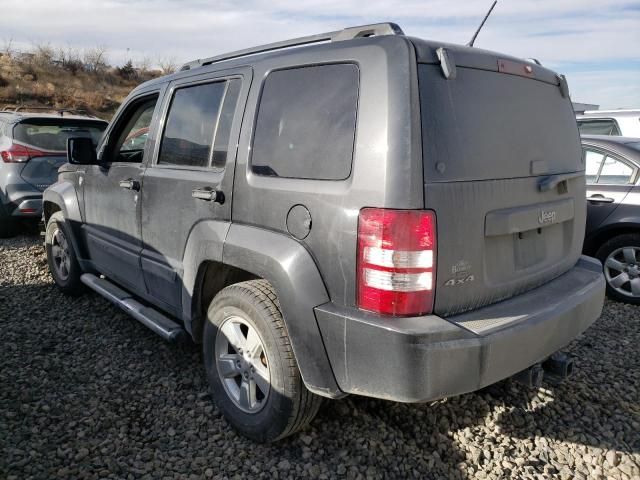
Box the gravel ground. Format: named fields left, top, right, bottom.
left=1, top=233, right=639, bottom=480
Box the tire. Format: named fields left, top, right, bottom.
left=203, top=280, right=322, bottom=442
left=595, top=233, right=640, bottom=305
left=45, top=212, right=85, bottom=295
left=0, top=202, right=17, bottom=238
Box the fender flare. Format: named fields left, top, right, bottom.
left=221, top=224, right=343, bottom=398
left=42, top=181, right=84, bottom=258
left=180, top=219, right=231, bottom=324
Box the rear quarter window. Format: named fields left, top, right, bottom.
left=251, top=63, right=359, bottom=180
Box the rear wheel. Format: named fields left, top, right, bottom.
left=596, top=233, right=640, bottom=305
left=45, top=212, right=85, bottom=295
left=203, top=280, right=322, bottom=442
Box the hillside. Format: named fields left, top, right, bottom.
left=0, top=49, right=164, bottom=121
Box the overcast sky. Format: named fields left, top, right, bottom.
left=1, top=0, right=638, bottom=108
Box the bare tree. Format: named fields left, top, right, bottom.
left=32, top=41, right=55, bottom=66
left=157, top=56, right=177, bottom=75
left=58, top=45, right=83, bottom=74
left=1, top=38, right=14, bottom=57
left=83, top=45, right=109, bottom=73
left=135, top=56, right=152, bottom=74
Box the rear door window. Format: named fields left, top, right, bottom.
left=577, top=119, right=622, bottom=135
left=251, top=63, right=359, bottom=180
left=158, top=81, right=227, bottom=168
left=13, top=119, right=106, bottom=151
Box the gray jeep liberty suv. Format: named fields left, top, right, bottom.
left=43, top=23, right=605, bottom=442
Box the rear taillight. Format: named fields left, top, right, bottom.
left=0, top=144, right=45, bottom=163
left=357, top=208, right=437, bottom=316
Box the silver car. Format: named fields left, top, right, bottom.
left=0, top=109, right=107, bottom=237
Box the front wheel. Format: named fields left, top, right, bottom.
left=203, top=280, right=322, bottom=442
left=45, top=212, right=85, bottom=295
left=596, top=233, right=640, bottom=305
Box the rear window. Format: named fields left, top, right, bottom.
left=13, top=119, right=106, bottom=151
left=577, top=119, right=622, bottom=136
left=419, top=64, right=581, bottom=182
left=251, top=63, right=358, bottom=180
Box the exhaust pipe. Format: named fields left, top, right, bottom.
left=542, top=352, right=575, bottom=384
left=512, top=363, right=544, bottom=388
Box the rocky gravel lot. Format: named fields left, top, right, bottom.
left=1, top=233, right=639, bottom=480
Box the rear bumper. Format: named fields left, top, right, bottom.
left=315, top=256, right=605, bottom=402
left=1, top=188, right=42, bottom=218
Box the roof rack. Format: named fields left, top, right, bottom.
left=180, top=22, right=404, bottom=71
left=1, top=106, right=95, bottom=117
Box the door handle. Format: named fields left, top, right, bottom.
left=587, top=195, right=615, bottom=204
left=119, top=178, right=140, bottom=191
left=192, top=187, right=224, bottom=204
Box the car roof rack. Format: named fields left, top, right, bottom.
left=0, top=106, right=96, bottom=117
left=180, top=22, right=404, bottom=71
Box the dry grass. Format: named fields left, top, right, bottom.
left=0, top=52, right=161, bottom=120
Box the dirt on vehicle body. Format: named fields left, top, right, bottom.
left=43, top=22, right=604, bottom=441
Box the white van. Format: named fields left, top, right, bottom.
left=577, top=109, right=640, bottom=137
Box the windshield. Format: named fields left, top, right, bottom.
left=13, top=119, right=107, bottom=151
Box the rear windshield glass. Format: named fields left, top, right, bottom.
left=419, top=64, right=582, bottom=181
left=13, top=119, right=107, bottom=151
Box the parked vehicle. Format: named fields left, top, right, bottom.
left=582, top=134, right=640, bottom=304
left=0, top=109, right=107, bottom=237
left=577, top=109, right=640, bottom=137
left=43, top=23, right=605, bottom=442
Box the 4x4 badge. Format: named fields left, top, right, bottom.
left=444, top=275, right=475, bottom=286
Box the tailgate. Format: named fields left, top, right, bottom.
left=417, top=54, right=585, bottom=317
left=20, top=155, right=66, bottom=191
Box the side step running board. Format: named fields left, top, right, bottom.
left=81, top=273, right=186, bottom=343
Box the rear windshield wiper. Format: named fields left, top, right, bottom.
left=538, top=171, right=583, bottom=192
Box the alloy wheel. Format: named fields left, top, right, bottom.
left=215, top=315, right=270, bottom=413
left=603, top=246, right=640, bottom=298
left=51, top=228, right=71, bottom=281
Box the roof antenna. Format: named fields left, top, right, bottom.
left=467, top=0, right=498, bottom=47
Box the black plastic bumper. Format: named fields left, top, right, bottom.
left=315, top=256, right=605, bottom=403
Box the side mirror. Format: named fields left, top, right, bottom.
left=67, top=137, right=97, bottom=165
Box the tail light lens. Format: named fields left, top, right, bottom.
left=357, top=208, right=437, bottom=316
left=0, top=144, right=46, bottom=163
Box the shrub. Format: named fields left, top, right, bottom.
left=22, top=64, right=38, bottom=81
left=118, top=60, right=136, bottom=80
left=33, top=43, right=55, bottom=66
